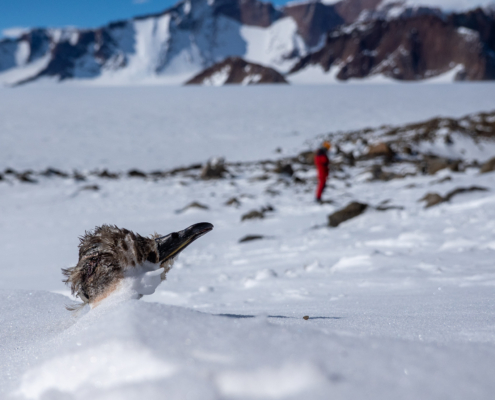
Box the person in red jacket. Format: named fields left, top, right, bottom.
left=314, top=141, right=331, bottom=203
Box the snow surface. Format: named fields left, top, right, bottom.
left=1, top=85, right=495, bottom=399
left=382, top=0, right=495, bottom=12
left=1, top=84, right=494, bottom=171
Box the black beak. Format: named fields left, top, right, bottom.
left=155, top=222, right=213, bottom=263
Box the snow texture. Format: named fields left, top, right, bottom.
left=1, top=85, right=495, bottom=399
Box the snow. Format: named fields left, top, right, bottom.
left=1, top=27, right=30, bottom=39
left=1, top=84, right=494, bottom=171
left=203, top=65, right=231, bottom=85
left=381, top=0, right=495, bottom=12
left=240, top=17, right=306, bottom=73
left=1, top=84, right=495, bottom=399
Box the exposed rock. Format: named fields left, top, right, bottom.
left=290, top=10, right=495, bottom=81
left=430, top=176, right=452, bottom=185
left=480, top=157, right=495, bottom=173
left=241, top=205, right=274, bottom=221
left=128, top=169, right=147, bottom=178
left=422, top=158, right=462, bottom=175
left=73, top=171, right=86, bottom=181
left=177, top=201, right=210, bottom=213
left=367, top=142, right=395, bottom=158
left=250, top=174, right=270, bottom=181
left=376, top=205, right=404, bottom=211
left=225, top=197, right=241, bottom=207
left=420, top=186, right=488, bottom=207
left=167, top=163, right=203, bottom=176
left=420, top=192, right=445, bottom=208
left=328, top=202, right=368, bottom=227
left=41, top=168, right=69, bottom=178
left=283, top=1, right=344, bottom=47
left=185, top=57, right=288, bottom=86
left=241, top=210, right=265, bottom=221
left=17, top=172, right=37, bottom=183
left=201, top=157, right=228, bottom=180
left=444, top=186, right=488, bottom=201
left=274, top=162, right=294, bottom=176
left=80, top=184, right=100, bottom=191
left=239, top=235, right=264, bottom=243
left=216, top=0, right=282, bottom=28
left=296, top=151, right=315, bottom=165
left=97, top=169, right=119, bottom=179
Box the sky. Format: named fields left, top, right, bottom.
left=2, top=0, right=494, bottom=38
left=0, top=0, right=288, bottom=37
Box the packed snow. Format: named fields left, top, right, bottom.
left=1, top=84, right=494, bottom=171
left=1, top=84, right=495, bottom=399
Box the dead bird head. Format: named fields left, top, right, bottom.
left=62, top=223, right=213, bottom=309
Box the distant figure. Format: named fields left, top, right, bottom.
left=314, top=141, right=331, bottom=203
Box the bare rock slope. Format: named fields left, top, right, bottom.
left=185, top=57, right=288, bottom=85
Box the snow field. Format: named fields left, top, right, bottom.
left=1, top=85, right=495, bottom=399
left=0, top=84, right=494, bottom=171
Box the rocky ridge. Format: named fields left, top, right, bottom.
left=1, top=0, right=494, bottom=85
left=185, top=57, right=288, bottom=85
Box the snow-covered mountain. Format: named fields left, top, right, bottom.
left=0, top=0, right=494, bottom=85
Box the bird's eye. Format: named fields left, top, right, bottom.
left=171, top=232, right=179, bottom=239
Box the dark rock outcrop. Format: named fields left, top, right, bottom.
left=201, top=158, right=228, bottom=179
left=328, top=202, right=368, bottom=227
left=241, top=205, right=274, bottom=221
left=480, top=157, right=495, bottom=173
left=420, top=186, right=488, bottom=208
left=283, top=2, right=344, bottom=47
left=185, top=57, right=288, bottom=85
left=290, top=9, right=495, bottom=81
left=239, top=234, right=265, bottom=243
left=215, top=0, right=283, bottom=28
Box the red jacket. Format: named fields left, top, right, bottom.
left=314, top=148, right=329, bottom=177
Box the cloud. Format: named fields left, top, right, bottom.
left=133, top=0, right=150, bottom=4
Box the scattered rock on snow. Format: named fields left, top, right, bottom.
left=367, top=142, right=395, bottom=159
left=274, top=162, right=294, bottom=177
left=17, top=171, right=37, bottom=183
left=177, top=201, right=209, bottom=213
left=420, top=186, right=488, bottom=208
left=97, top=169, right=119, bottom=179
left=41, top=168, right=69, bottom=178
left=241, top=210, right=265, bottom=221
left=239, top=235, right=265, bottom=243
left=225, top=197, right=241, bottom=207
left=241, top=205, right=274, bottom=221
left=376, top=205, right=404, bottom=211
left=420, top=192, right=445, bottom=208
left=328, top=202, right=368, bottom=227
left=128, top=169, right=147, bottom=178
left=73, top=171, right=86, bottom=181
left=444, top=186, right=488, bottom=201
left=80, top=184, right=100, bottom=191
left=430, top=176, right=452, bottom=185
left=480, top=157, right=495, bottom=174
left=201, top=157, right=228, bottom=180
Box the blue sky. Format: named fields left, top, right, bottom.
left=1, top=0, right=289, bottom=36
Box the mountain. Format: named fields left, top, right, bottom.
left=289, top=7, right=495, bottom=82
left=0, top=0, right=494, bottom=85
left=185, top=56, right=288, bottom=84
